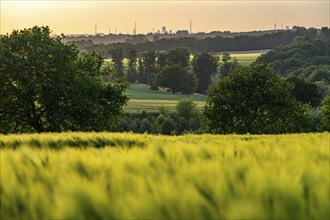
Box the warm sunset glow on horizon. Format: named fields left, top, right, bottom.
left=1, top=0, right=329, bottom=35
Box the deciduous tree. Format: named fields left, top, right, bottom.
left=204, top=64, right=308, bottom=134
left=192, top=53, right=218, bottom=94
left=0, top=26, right=127, bottom=133
left=156, top=65, right=196, bottom=94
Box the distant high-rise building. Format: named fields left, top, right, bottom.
left=162, top=26, right=167, bottom=34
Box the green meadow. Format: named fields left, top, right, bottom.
left=125, top=84, right=206, bottom=112
left=231, top=52, right=262, bottom=66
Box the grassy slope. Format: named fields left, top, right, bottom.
left=125, top=84, right=206, bottom=112
left=1, top=132, right=329, bottom=219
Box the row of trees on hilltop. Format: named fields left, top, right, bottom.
left=78, top=27, right=330, bottom=53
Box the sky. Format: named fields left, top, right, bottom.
left=1, top=0, right=329, bottom=35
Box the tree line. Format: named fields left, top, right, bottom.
left=256, top=36, right=330, bottom=107
left=76, top=27, right=330, bottom=54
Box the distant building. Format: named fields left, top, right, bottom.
left=176, top=30, right=189, bottom=36
left=162, top=26, right=167, bottom=34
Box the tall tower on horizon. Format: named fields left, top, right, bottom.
left=133, top=22, right=137, bottom=35
left=95, top=26, right=97, bottom=35
left=190, top=20, right=192, bottom=34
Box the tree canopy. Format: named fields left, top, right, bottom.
left=192, top=53, right=218, bottom=94
left=156, top=65, right=196, bottom=94
left=0, top=26, right=128, bottom=133
left=204, top=64, right=307, bottom=134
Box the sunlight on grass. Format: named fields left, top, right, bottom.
left=1, top=132, right=329, bottom=219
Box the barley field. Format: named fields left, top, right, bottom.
left=0, top=132, right=329, bottom=219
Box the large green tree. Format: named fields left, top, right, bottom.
left=126, top=47, right=137, bottom=83
left=156, top=65, right=196, bottom=94
left=219, top=53, right=241, bottom=77
left=109, top=48, right=124, bottom=78
left=204, top=64, right=308, bottom=134
left=166, top=47, right=190, bottom=68
left=0, top=26, right=127, bottom=133
left=141, top=50, right=156, bottom=84
left=287, top=77, right=322, bottom=107
left=192, top=53, right=218, bottom=94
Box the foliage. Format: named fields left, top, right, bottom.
left=176, top=99, right=199, bottom=120
left=166, top=47, right=190, bottom=68
left=288, top=65, right=330, bottom=98
left=125, top=47, right=137, bottom=83
left=180, top=70, right=197, bottom=94
left=219, top=53, right=241, bottom=77
left=255, top=37, right=330, bottom=108
left=204, top=64, right=308, bottom=134
left=319, top=96, right=330, bottom=131
left=118, top=101, right=203, bottom=135
left=192, top=53, right=218, bottom=94
left=156, top=52, right=167, bottom=72
left=287, top=77, right=323, bottom=107
left=1, top=132, right=329, bottom=219
left=0, top=26, right=128, bottom=133
left=141, top=50, right=156, bottom=84
left=109, top=48, right=124, bottom=78
left=156, top=65, right=196, bottom=94
left=137, top=57, right=144, bottom=83
left=256, top=37, right=330, bottom=76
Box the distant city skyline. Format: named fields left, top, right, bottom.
left=1, top=1, right=329, bottom=35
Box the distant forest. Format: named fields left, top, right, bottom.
left=68, top=27, right=330, bottom=56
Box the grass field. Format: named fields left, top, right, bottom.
left=231, top=53, right=262, bottom=66
left=125, top=84, right=206, bottom=112
left=218, top=50, right=268, bottom=66
left=1, top=132, right=329, bottom=219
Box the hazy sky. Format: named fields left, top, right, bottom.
left=1, top=0, right=329, bottom=35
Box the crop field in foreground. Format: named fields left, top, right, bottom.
left=0, top=133, right=329, bottom=219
